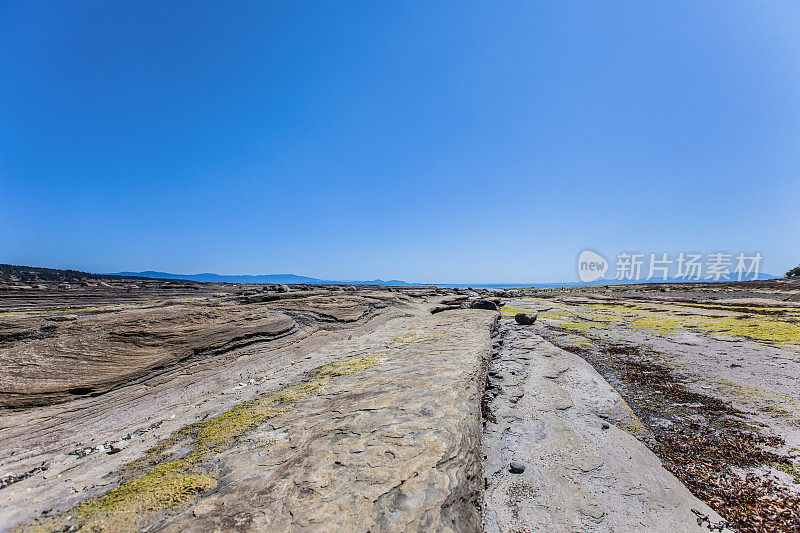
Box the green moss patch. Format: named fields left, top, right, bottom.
left=27, top=352, right=385, bottom=533
left=534, top=300, right=800, bottom=345
left=499, top=306, right=540, bottom=318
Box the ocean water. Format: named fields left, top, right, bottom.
left=426, top=283, right=569, bottom=290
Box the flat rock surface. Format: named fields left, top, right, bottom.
left=497, top=281, right=800, bottom=531
left=162, top=309, right=495, bottom=532
left=0, top=285, right=495, bottom=532
left=3, top=278, right=798, bottom=532
left=483, top=321, right=724, bottom=532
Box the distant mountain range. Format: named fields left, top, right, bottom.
left=0, top=264, right=780, bottom=287
left=110, top=270, right=778, bottom=287
left=110, top=271, right=411, bottom=286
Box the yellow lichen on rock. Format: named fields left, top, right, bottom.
left=71, top=460, right=218, bottom=533
left=555, top=321, right=591, bottom=333
left=630, top=316, right=682, bottom=335
left=26, top=353, right=386, bottom=533
left=537, top=300, right=800, bottom=345
left=716, top=378, right=798, bottom=408
left=499, top=306, right=538, bottom=317
left=314, top=352, right=384, bottom=377
left=690, top=314, right=800, bottom=345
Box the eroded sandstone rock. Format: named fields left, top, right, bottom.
left=0, top=303, right=297, bottom=408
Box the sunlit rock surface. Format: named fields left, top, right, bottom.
left=2, top=277, right=798, bottom=532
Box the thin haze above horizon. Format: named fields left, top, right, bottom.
left=1, top=1, right=798, bottom=284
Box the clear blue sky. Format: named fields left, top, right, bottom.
left=1, top=1, right=798, bottom=283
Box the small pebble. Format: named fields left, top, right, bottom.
left=601, top=422, right=610, bottom=430
left=509, top=461, right=525, bottom=474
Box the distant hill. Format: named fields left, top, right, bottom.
left=0, top=264, right=410, bottom=286
left=111, top=270, right=411, bottom=286
left=0, top=264, right=151, bottom=283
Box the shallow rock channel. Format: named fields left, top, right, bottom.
left=482, top=317, right=724, bottom=532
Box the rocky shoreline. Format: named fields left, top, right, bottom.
left=1, top=277, right=798, bottom=531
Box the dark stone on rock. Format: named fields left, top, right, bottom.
left=602, top=422, right=611, bottom=430
left=470, top=299, right=498, bottom=311
left=509, top=461, right=525, bottom=474
left=514, top=313, right=537, bottom=325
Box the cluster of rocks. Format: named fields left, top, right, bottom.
left=431, top=295, right=503, bottom=314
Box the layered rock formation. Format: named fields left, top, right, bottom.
left=2, top=278, right=798, bottom=532
left=0, top=283, right=494, bottom=532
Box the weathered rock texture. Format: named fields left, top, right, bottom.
left=0, top=304, right=296, bottom=408
left=3, top=277, right=798, bottom=532
left=162, top=309, right=495, bottom=532
left=0, top=284, right=495, bottom=532
left=494, top=281, right=800, bottom=532
left=483, top=321, right=724, bottom=532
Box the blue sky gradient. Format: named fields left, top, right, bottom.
left=2, top=1, right=798, bottom=283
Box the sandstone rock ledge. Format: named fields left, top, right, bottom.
left=13, top=307, right=497, bottom=533
left=168, top=309, right=496, bottom=532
